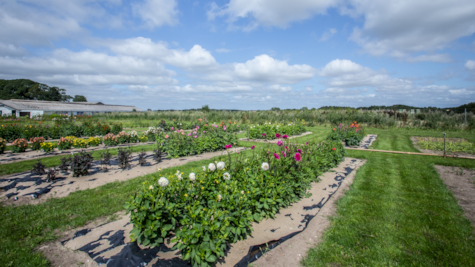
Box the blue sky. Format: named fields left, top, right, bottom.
left=0, top=0, right=474, bottom=110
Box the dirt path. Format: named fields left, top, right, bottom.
left=434, top=165, right=475, bottom=231
left=37, top=158, right=366, bottom=267
left=0, top=147, right=246, bottom=206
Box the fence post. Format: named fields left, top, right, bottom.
left=465, top=108, right=467, bottom=128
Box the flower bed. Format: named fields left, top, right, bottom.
left=125, top=139, right=344, bottom=266
left=414, top=137, right=475, bottom=154
left=0, top=121, right=122, bottom=142
left=158, top=125, right=238, bottom=158
left=327, top=121, right=365, bottom=146
left=247, top=122, right=305, bottom=140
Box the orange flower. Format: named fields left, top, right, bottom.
left=333, top=128, right=336, bottom=131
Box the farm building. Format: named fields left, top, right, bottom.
left=0, top=99, right=143, bottom=118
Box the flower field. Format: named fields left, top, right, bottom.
left=125, top=138, right=344, bottom=266
left=247, top=121, right=306, bottom=140
left=327, top=121, right=365, bottom=146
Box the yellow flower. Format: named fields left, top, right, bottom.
left=184, top=194, right=188, bottom=197
left=158, top=168, right=162, bottom=171
left=181, top=172, right=183, bottom=174
left=201, top=187, right=204, bottom=190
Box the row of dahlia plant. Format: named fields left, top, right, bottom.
left=157, top=125, right=238, bottom=158
left=248, top=121, right=306, bottom=140
left=326, top=121, right=365, bottom=146
left=125, top=138, right=345, bottom=266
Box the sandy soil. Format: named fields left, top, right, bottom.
left=434, top=165, right=475, bottom=231
left=239, top=132, right=313, bottom=143
left=38, top=157, right=365, bottom=267
left=0, top=141, right=156, bottom=165
left=411, top=137, right=475, bottom=158
left=0, top=147, right=246, bottom=206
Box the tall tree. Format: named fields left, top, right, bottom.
left=72, top=95, right=87, bottom=102
left=0, top=79, right=72, bottom=101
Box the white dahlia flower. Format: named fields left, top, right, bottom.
left=189, top=173, right=196, bottom=182
left=202, top=166, right=206, bottom=171
left=261, top=162, right=270, bottom=171
left=217, top=161, right=225, bottom=170
left=149, top=185, right=154, bottom=190
left=208, top=163, right=216, bottom=171
left=217, top=194, right=222, bottom=202
left=223, top=172, right=230, bottom=180
left=158, top=177, right=169, bottom=187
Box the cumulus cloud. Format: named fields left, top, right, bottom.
left=207, top=0, right=339, bottom=29
left=132, top=0, right=179, bottom=28
left=268, top=85, right=292, bottom=92
left=345, top=0, right=475, bottom=60
left=406, top=54, right=452, bottom=63
left=466, top=60, right=475, bottom=71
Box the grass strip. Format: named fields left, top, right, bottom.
left=302, top=150, right=475, bottom=266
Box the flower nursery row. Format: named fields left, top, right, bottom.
left=2, top=131, right=150, bottom=154
left=0, top=121, right=123, bottom=142
left=327, top=121, right=365, bottom=146
left=157, top=125, right=238, bottom=158
left=247, top=121, right=306, bottom=140
left=156, top=118, right=244, bottom=133
left=125, top=137, right=345, bottom=266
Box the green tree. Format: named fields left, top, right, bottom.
left=0, top=79, right=73, bottom=102
left=72, top=95, right=87, bottom=102
left=202, top=105, right=210, bottom=112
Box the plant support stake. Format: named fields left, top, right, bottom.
left=443, top=132, right=446, bottom=158
left=465, top=108, right=467, bottom=128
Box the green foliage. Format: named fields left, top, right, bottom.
left=327, top=122, right=365, bottom=146
left=0, top=137, right=5, bottom=154
left=202, top=105, right=210, bottom=112
left=248, top=122, right=305, bottom=140
left=72, top=95, right=87, bottom=102
left=0, top=79, right=72, bottom=101
left=126, top=139, right=345, bottom=267
left=415, top=137, right=475, bottom=154
left=161, top=125, right=238, bottom=158
left=11, top=138, right=28, bottom=153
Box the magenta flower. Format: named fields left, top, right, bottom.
left=276, top=133, right=281, bottom=138
left=294, top=152, right=301, bottom=161
left=262, top=133, right=267, bottom=137
left=277, top=140, right=283, bottom=146
left=283, top=135, right=289, bottom=139
left=203, top=130, right=206, bottom=133
left=274, top=153, right=280, bottom=159
left=297, top=148, right=302, bottom=153
left=194, top=135, right=197, bottom=138
left=197, top=126, right=200, bottom=129
left=251, top=145, right=255, bottom=149
left=225, top=144, right=232, bottom=149
left=223, top=126, right=227, bottom=131
left=306, top=141, right=309, bottom=145
left=171, top=127, right=174, bottom=130
left=282, top=151, right=286, bottom=157
left=188, top=133, right=192, bottom=136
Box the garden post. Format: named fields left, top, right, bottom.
left=443, top=132, right=446, bottom=158
left=465, top=108, right=467, bottom=128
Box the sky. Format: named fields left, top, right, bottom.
left=0, top=0, right=474, bottom=110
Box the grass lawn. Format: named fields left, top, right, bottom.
left=302, top=135, right=475, bottom=266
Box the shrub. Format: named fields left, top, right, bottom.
left=153, top=145, right=163, bottom=163
left=117, top=147, right=132, bottom=170
left=11, top=138, right=29, bottom=153
left=0, top=137, right=6, bottom=154
left=57, top=137, right=74, bottom=150
left=248, top=122, right=305, bottom=140
left=100, top=149, right=112, bottom=171
left=139, top=136, right=148, bottom=143
left=40, top=142, right=56, bottom=152
left=58, top=156, right=72, bottom=171
left=328, top=121, right=365, bottom=146
left=45, top=168, right=58, bottom=182
left=138, top=149, right=147, bottom=166
left=86, top=136, right=101, bottom=146
left=129, top=131, right=139, bottom=143
left=70, top=151, right=93, bottom=177
left=29, top=137, right=45, bottom=150
left=31, top=160, right=46, bottom=175
left=126, top=139, right=345, bottom=267
left=103, top=133, right=118, bottom=146
left=117, top=131, right=130, bottom=144
left=72, top=138, right=88, bottom=149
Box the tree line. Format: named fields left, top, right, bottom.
left=0, top=79, right=87, bottom=102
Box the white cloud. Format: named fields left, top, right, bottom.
left=216, top=48, right=231, bottom=53
left=406, top=54, right=452, bottom=63
left=466, top=60, right=475, bottom=71
left=231, top=54, right=316, bottom=84
left=319, top=28, right=337, bottom=42
left=304, top=86, right=313, bottom=92
left=268, top=85, right=292, bottom=92
left=345, top=0, right=475, bottom=60
left=132, top=0, right=179, bottom=28
left=207, top=0, right=340, bottom=29
left=449, top=88, right=474, bottom=95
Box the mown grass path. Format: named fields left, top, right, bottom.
left=302, top=149, right=475, bottom=266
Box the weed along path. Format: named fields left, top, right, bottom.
left=0, top=147, right=247, bottom=206
left=38, top=158, right=366, bottom=267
